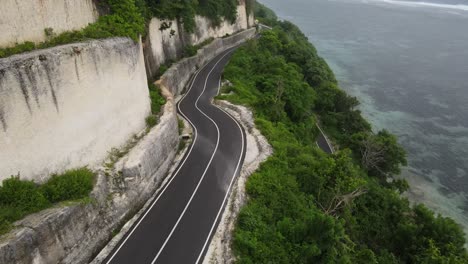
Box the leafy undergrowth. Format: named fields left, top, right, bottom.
left=220, top=3, right=468, bottom=263
left=0, top=168, right=94, bottom=236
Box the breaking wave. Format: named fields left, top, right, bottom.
left=367, top=0, right=468, bottom=11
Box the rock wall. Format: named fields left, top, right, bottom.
left=0, top=94, right=179, bottom=264
left=0, top=29, right=255, bottom=264
left=144, top=1, right=252, bottom=79
left=0, top=0, right=98, bottom=48
left=0, top=38, right=150, bottom=183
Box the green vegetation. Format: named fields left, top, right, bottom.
left=0, top=168, right=94, bottom=235
left=149, top=82, right=166, bottom=115
left=146, top=82, right=166, bottom=128
left=178, top=118, right=185, bottom=135
left=177, top=118, right=189, bottom=153
left=183, top=37, right=214, bottom=57
left=0, top=0, right=239, bottom=58
left=145, top=0, right=238, bottom=32
left=220, top=3, right=468, bottom=263
left=0, top=0, right=146, bottom=58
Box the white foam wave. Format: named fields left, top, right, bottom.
left=368, top=0, right=468, bottom=11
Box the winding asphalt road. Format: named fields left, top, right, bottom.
left=316, top=124, right=334, bottom=154
left=105, top=46, right=246, bottom=264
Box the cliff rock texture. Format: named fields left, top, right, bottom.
left=0, top=0, right=98, bottom=48
left=0, top=91, right=178, bottom=264
left=0, top=29, right=255, bottom=264
left=0, top=38, right=150, bottom=182
left=144, top=1, right=251, bottom=79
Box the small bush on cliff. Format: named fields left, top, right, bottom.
left=149, top=82, right=166, bottom=115
left=0, top=168, right=95, bottom=236
left=183, top=37, right=214, bottom=58
left=0, top=177, right=50, bottom=213
left=183, top=45, right=198, bottom=57
left=41, top=168, right=94, bottom=203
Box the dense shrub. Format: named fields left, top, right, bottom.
left=223, top=2, right=468, bottom=263
left=41, top=168, right=94, bottom=203
left=148, top=82, right=166, bottom=115
left=0, top=177, right=49, bottom=213
left=0, top=168, right=95, bottom=235
left=183, top=45, right=198, bottom=57
left=145, top=82, right=166, bottom=128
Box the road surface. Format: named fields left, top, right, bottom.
left=105, top=46, right=246, bottom=264
left=316, top=125, right=334, bottom=154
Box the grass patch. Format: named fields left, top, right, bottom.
left=178, top=139, right=187, bottom=153
left=0, top=168, right=95, bottom=236
left=178, top=118, right=185, bottom=135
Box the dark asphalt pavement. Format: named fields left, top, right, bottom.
left=316, top=125, right=334, bottom=154
left=105, top=47, right=246, bottom=264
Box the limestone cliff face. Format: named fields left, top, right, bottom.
left=0, top=1, right=254, bottom=183
left=144, top=1, right=252, bottom=78
left=0, top=29, right=256, bottom=264
left=0, top=0, right=98, bottom=48
left=0, top=38, right=150, bottom=182
left=0, top=2, right=255, bottom=262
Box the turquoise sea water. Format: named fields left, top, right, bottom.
left=259, top=0, right=468, bottom=238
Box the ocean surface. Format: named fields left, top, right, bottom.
left=258, top=0, right=468, bottom=238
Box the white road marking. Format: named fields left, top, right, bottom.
left=105, top=52, right=217, bottom=264
left=316, top=124, right=334, bottom=153
left=195, top=86, right=246, bottom=264
left=151, top=50, right=235, bottom=264
left=217, top=75, right=222, bottom=96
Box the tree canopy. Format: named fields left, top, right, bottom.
left=217, top=3, right=468, bottom=263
